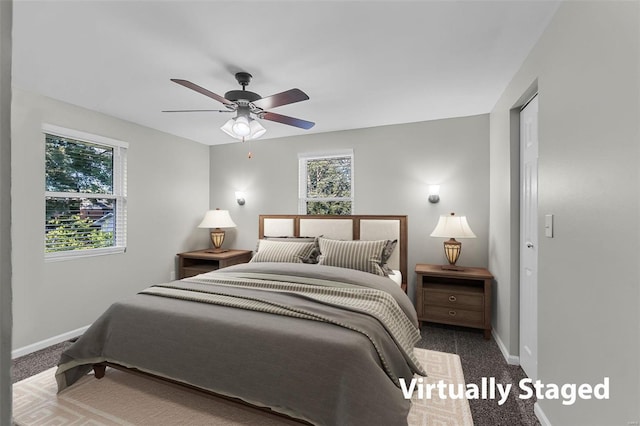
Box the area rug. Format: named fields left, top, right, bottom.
left=13, top=348, right=473, bottom=425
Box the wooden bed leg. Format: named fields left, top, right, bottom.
left=93, top=363, right=106, bottom=379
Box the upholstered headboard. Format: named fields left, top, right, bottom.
left=259, top=215, right=408, bottom=289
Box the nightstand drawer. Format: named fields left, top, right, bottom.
left=423, top=305, right=484, bottom=326
left=423, top=287, right=483, bottom=311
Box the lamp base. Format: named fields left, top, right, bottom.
left=441, top=238, right=464, bottom=271
left=209, top=229, right=227, bottom=253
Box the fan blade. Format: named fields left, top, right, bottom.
left=170, top=79, right=234, bottom=106
left=252, top=88, right=309, bottom=110
left=162, top=109, right=232, bottom=113
left=262, top=111, right=315, bottom=130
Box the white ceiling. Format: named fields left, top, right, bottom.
left=12, top=0, right=560, bottom=146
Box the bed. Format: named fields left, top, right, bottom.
left=56, top=214, right=424, bottom=426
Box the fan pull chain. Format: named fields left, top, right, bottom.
left=243, top=138, right=253, bottom=159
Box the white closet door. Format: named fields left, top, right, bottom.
left=520, top=95, right=539, bottom=380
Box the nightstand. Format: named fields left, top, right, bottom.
left=177, top=249, right=252, bottom=279
left=415, top=263, right=493, bottom=339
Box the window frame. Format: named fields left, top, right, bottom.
left=43, top=124, right=128, bottom=261
left=298, top=149, right=354, bottom=215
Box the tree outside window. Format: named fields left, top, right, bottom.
left=44, top=125, right=127, bottom=259
left=299, top=151, right=353, bottom=215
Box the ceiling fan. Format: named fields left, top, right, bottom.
left=164, top=72, right=315, bottom=141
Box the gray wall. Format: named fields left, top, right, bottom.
left=0, top=0, right=12, bottom=422
left=11, top=88, right=211, bottom=349
left=490, top=1, right=639, bottom=424
left=209, top=114, right=490, bottom=299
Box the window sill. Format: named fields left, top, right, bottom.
left=45, top=246, right=126, bottom=262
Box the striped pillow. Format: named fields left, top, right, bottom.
left=250, top=239, right=316, bottom=263
left=317, top=238, right=386, bottom=276
left=262, top=236, right=321, bottom=264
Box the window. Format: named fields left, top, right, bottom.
left=44, top=124, right=128, bottom=260
left=299, top=150, right=353, bottom=215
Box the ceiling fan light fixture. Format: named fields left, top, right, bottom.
left=232, top=116, right=251, bottom=137
left=220, top=116, right=266, bottom=140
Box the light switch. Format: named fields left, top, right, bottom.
left=544, top=214, right=553, bottom=238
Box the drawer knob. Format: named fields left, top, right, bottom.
left=448, top=295, right=457, bottom=302
left=449, top=310, right=457, bottom=316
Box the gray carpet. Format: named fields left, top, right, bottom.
left=12, top=341, right=73, bottom=383
left=12, top=325, right=539, bottom=426
left=416, top=324, right=540, bottom=426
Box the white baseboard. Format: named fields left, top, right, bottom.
left=12, top=325, right=90, bottom=359
left=534, top=402, right=552, bottom=426
left=492, top=329, right=520, bottom=365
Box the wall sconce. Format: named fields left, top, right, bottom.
left=235, top=191, right=246, bottom=206
left=428, top=185, right=440, bottom=203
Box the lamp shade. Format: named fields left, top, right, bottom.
left=197, top=209, right=237, bottom=229
left=220, top=118, right=236, bottom=138
left=249, top=119, right=266, bottom=139
left=232, top=116, right=251, bottom=137
left=430, top=213, right=476, bottom=238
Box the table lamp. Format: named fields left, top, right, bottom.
left=430, top=212, right=476, bottom=270
left=198, top=208, right=237, bottom=253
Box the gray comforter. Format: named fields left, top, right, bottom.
left=56, top=263, right=425, bottom=426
